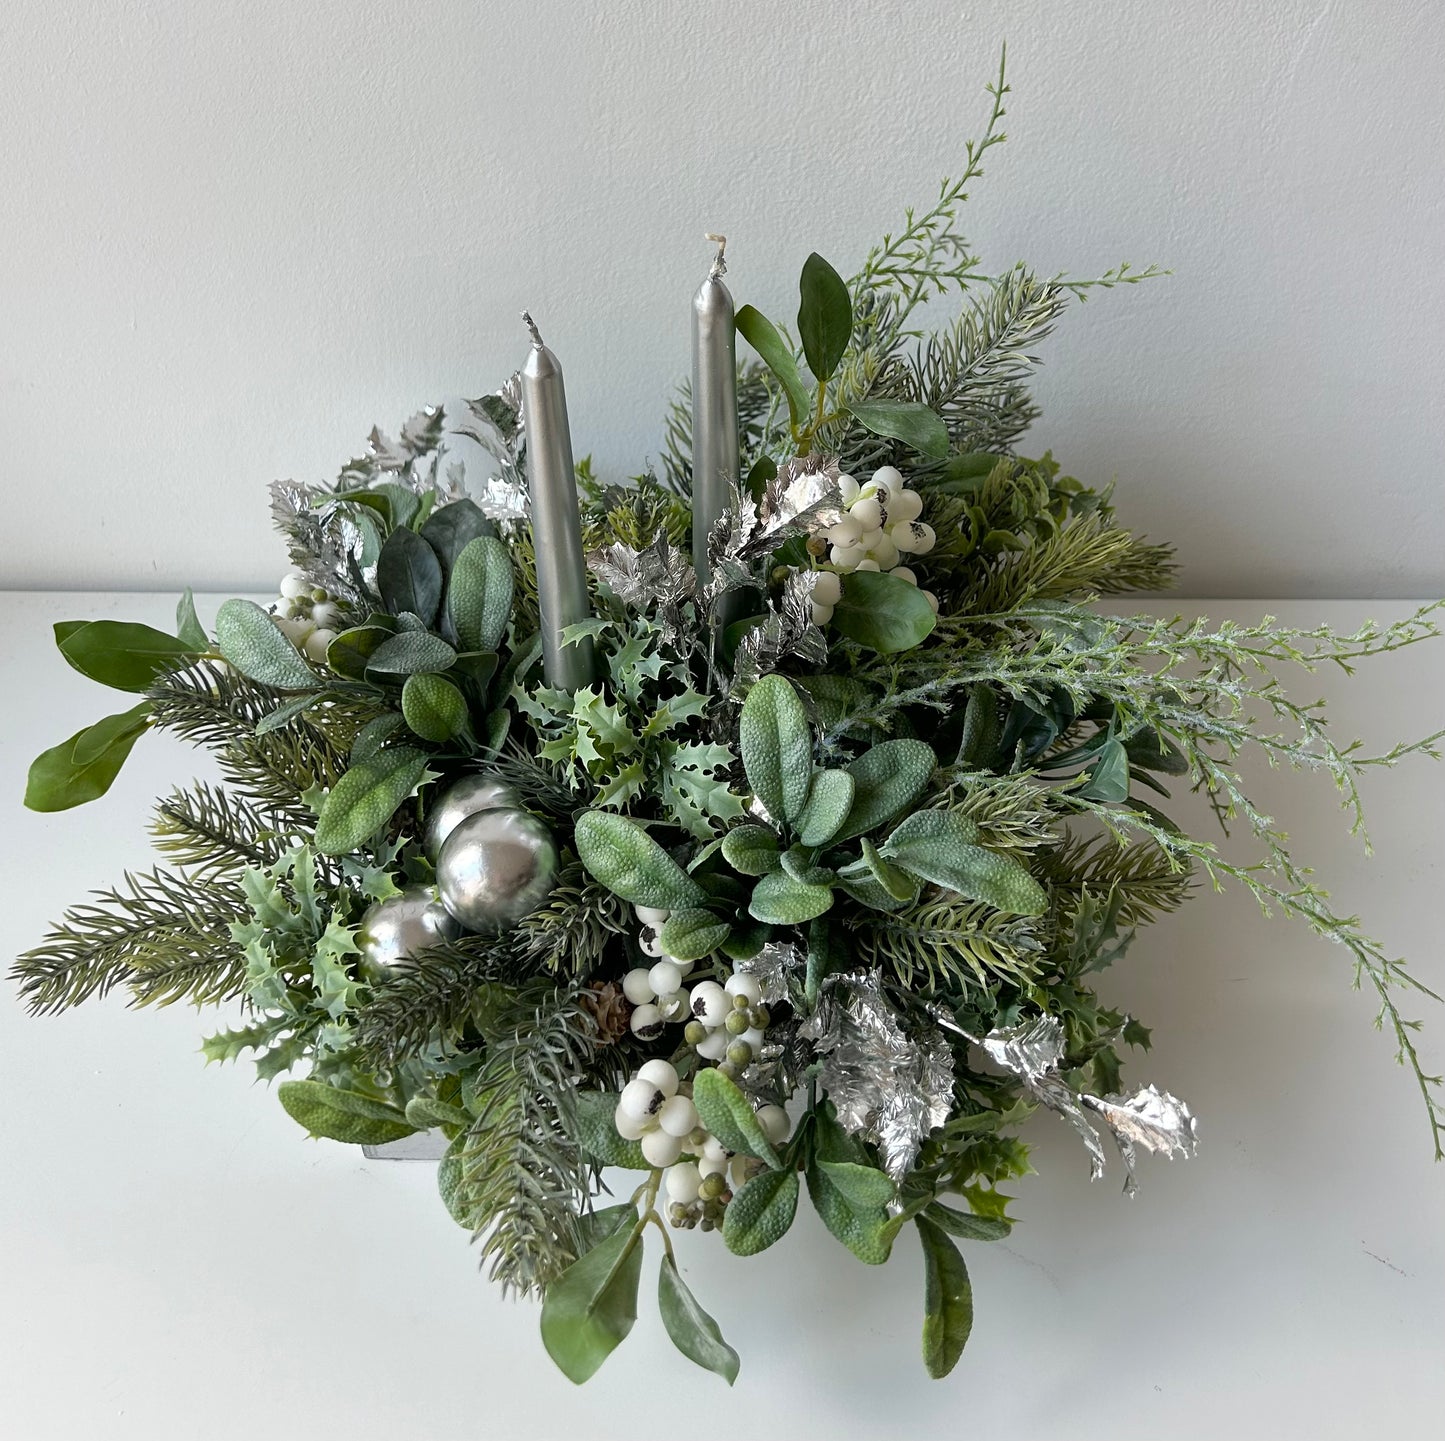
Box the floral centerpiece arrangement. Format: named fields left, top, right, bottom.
left=14, top=61, right=1442, bottom=1385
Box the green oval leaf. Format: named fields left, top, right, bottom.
left=377, top=527, right=444, bottom=626
left=720, top=824, right=781, bottom=877
left=691, top=1067, right=782, bottom=1169
left=215, top=599, right=317, bottom=689
left=818, top=1159, right=896, bottom=1210
left=917, top=1215, right=974, bottom=1378
left=836, top=738, right=937, bottom=841
left=448, top=535, right=515, bottom=653
left=23, top=703, right=151, bottom=812
left=1077, top=735, right=1131, bottom=802
left=832, top=570, right=937, bottom=654
left=365, top=630, right=457, bottom=676
left=658, top=1255, right=740, bottom=1385
left=326, top=625, right=393, bottom=680
left=420, top=498, right=497, bottom=574
left=795, top=768, right=856, bottom=847
left=573, top=811, right=706, bottom=910
left=924, top=1201, right=1013, bottom=1242
left=739, top=674, right=813, bottom=828
left=847, top=399, right=950, bottom=460
left=54, top=619, right=198, bottom=693
left=722, top=1167, right=799, bottom=1257
left=857, top=836, right=920, bottom=902
left=175, top=589, right=208, bottom=650
left=658, top=908, right=731, bottom=962
left=881, top=810, right=1047, bottom=916
left=574, top=1090, right=649, bottom=1169
left=313, top=746, right=429, bottom=855
left=748, top=870, right=834, bottom=926
left=797, top=251, right=853, bottom=385
left=401, top=672, right=468, bottom=742
left=735, top=305, right=811, bottom=426
left=539, top=1220, right=644, bottom=1384
left=276, top=1079, right=415, bottom=1145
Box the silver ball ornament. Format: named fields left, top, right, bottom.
left=357, top=886, right=462, bottom=981
left=436, top=807, right=559, bottom=932
left=422, top=774, right=522, bottom=862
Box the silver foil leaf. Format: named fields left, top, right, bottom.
left=703, top=488, right=760, bottom=603
left=800, top=970, right=954, bottom=1180
left=587, top=536, right=696, bottom=611
left=978, top=1013, right=1198, bottom=1194
left=732, top=569, right=829, bottom=688
left=455, top=388, right=528, bottom=526
left=733, top=941, right=802, bottom=1005
left=268, top=479, right=370, bottom=612
left=757, top=461, right=844, bottom=547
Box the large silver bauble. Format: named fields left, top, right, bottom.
left=436, top=808, right=559, bottom=932
left=422, top=774, right=522, bottom=862
left=356, top=886, right=463, bottom=981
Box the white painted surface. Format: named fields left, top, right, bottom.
left=2, top=591, right=1442, bottom=1439
left=3, top=2, right=1443, bottom=597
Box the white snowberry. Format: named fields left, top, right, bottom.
left=724, top=973, right=763, bottom=1005
left=850, top=496, right=883, bottom=530
left=614, top=1103, right=650, bottom=1141
left=890, top=566, right=918, bottom=586
left=888, top=488, right=923, bottom=524
left=829, top=539, right=865, bottom=569
left=648, top=960, right=682, bottom=996
left=824, top=515, right=862, bottom=546
left=665, top=1161, right=702, bottom=1204
left=621, top=968, right=655, bottom=1005
left=811, top=601, right=834, bottom=626
left=688, top=981, right=729, bottom=1027
left=310, top=601, right=343, bottom=630
left=892, top=520, right=935, bottom=556
left=619, top=1077, right=665, bottom=1122
left=629, top=1003, right=663, bottom=1036
left=740, top=1026, right=766, bottom=1053
left=636, top=1058, right=679, bottom=1097
left=695, top=1028, right=730, bottom=1060
left=837, top=473, right=861, bottom=505
left=811, top=571, right=842, bottom=606
left=634, top=904, right=671, bottom=927
left=867, top=535, right=901, bottom=571
left=303, top=628, right=336, bottom=664
left=641, top=1128, right=684, bottom=1167
left=702, top=1134, right=729, bottom=1163
left=871, top=465, right=904, bottom=492
left=855, top=557, right=881, bottom=573
left=698, top=1152, right=729, bottom=1180
left=638, top=925, right=666, bottom=958
left=657, top=1094, right=699, bottom=1137
left=756, top=1104, right=791, bottom=1144
left=280, top=572, right=309, bottom=601
left=922, top=590, right=940, bottom=614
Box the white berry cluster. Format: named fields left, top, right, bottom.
left=620, top=904, right=698, bottom=1036
left=807, top=466, right=939, bottom=624
left=612, top=1056, right=790, bottom=1230
left=682, top=971, right=770, bottom=1079
left=271, top=571, right=344, bottom=664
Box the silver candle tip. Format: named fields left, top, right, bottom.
left=705, top=233, right=727, bottom=279
left=522, top=311, right=544, bottom=349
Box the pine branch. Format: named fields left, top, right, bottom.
left=150, top=782, right=296, bottom=877
left=514, top=859, right=630, bottom=978
left=859, top=898, right=1044, bottom=994
left=1034, top=832, right=1194, bottom=929
left=11, top=867, right=249, bottom=1014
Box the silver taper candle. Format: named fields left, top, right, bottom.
left=520, top=312, right=595, bottom=691
left=691, top=235, right=740, bottom=589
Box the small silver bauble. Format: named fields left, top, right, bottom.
left=356, top=886, right=462, bottom=981
left=436, top=807, right=559, bottom=932
left=422, top=774, right=522, bottom=862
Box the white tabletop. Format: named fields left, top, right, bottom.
left=2, top=592, right=1442, bottom=1440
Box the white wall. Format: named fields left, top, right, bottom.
left=3, top=1, right=1442, bottom=596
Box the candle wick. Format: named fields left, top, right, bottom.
left=705, top=233, right=727, bottom=279
left=522, top=310, right=545, bottom=350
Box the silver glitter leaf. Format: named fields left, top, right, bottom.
left=268, top=479, right=371, bottom=612
left=800, top=971, right=954, bottom=1181
left=732, top=569, right=829, bottom=688
left=454, top=387, right=529, bottom=525
left=980, top=1014, right=1066, bottom=1079
left=733, top=941, right=802, bottom=1005
left=1084, top=1085, right=1199, bottom=1194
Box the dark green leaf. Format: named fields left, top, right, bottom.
left=847, top=399, right=950, bottom=460
left=734, top=305, right=811, bottom=426
left=832, top=570, right=937, bottom=654
left=1078, top=736, right=1131, bottom=802
left=573, top=811, right=706, bottom=910
left=738, top=674, right=813, bottom=828
left=401, top=672, right=468, bottom=742
left=881, top=810, right=1047, bottom=916
left=276, top=1079, right=415, bottom=1145
left=539, top=1220, right=644, bottom=1384
left=836, top=738, right=937, bottom=841
left=54, top=619, right=198, bottom=693
left=797, top=251, right=853, bottom=385
left=924, top=1201, right=1012, bottom=1241
left=365, top=630, right=457, bottom=676
left=691, top=1067, right=782, bottom=1169
left=805, top=916, right=844, bottom=1006
left=377, top=527, right=444, bottom=626
left=658, top=1256, right=739, bottom=1385
left=24, top=703, right=150, bottom=811
left=421, top=498, right=496, bottom=574
left=175, top=589, right=208, bottom=650
left=313, top=746, right=429, bottom=855
left=448, top=535, right=514, bottom=653
left=917, top=1215, right=974, bottom=1378
left=722, top=1167, right=799, bottom=1256
left=214, top=599, right=316, bottom=689
left=326, top=625, right=392, bottom=679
